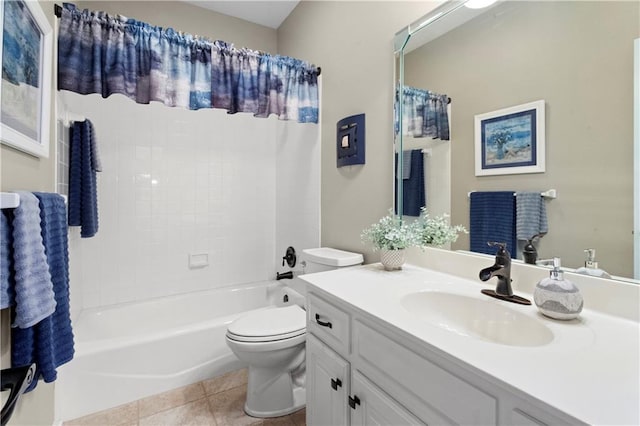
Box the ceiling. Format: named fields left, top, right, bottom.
left=185, top=1, right=300, bottom=29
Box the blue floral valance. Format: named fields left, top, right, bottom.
left=396, top=85, right=449, bottom=140
left=57, top=3, right=319, bottom=123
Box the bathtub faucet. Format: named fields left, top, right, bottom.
left=276, top=271, right=293, bottom=280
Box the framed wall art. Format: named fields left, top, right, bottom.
left=474, top=100, right=545, bottom=176
left=1, top=0, right=52, bottom=158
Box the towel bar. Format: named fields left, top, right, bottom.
left=0, top=193, right=20, bottom=209
left=0, top=192, right=67, bottom=209
left=467, top=189, right=557, bottom=200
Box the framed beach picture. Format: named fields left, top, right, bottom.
left=1, top=0, right=52, bottom=158
left=474, top=100, right=545, bottom=176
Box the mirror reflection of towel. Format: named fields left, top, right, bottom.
left=516, top=192, right=548, bottom=240
left=396, top=150, right=412, bottom=179
left=470, top=191, right=517, bottom=257
left=395, top=150, right=425, bottom=217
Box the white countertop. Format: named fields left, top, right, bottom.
left=302, top=263, right=640, bottom=425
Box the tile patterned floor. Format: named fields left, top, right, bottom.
left=63, top=368, right=306, bottom=426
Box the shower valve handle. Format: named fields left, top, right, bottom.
left=282, top=246, right=297, bottom=268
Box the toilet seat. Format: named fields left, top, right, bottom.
left=227, top=305, right=306, bottom=343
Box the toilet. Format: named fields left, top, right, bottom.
left=225, top=247, right=363, bottom=418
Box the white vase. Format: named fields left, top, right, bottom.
left=380, top=249, right=405, bottom=271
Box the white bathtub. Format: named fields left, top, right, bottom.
left=55, top=281, right=282, bottom=422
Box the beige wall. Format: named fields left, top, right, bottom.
left=0, top=0, right=57, bottom=193
left=1, top=2, right=58, bottom=423
left=404, top=1, right=639, bottom=277
left=76, top=1, right=277, bottom=53
left=278, top=1, right=440, bottom=263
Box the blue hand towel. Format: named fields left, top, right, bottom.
left=403, top=150, right=426, bottom=217
left=516, top=192, right=548, bottom=240
left=395, top=150, right=426, bottom=217
left=470, top=191, right=517, bottom=258
left=1, top=210, right=15, bottom=309
left=12, top=193, right=74, bottom=392
left=11, top=192, right=56, bottom=328
left=68, top=120, right=100, bottom=237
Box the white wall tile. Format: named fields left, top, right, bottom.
left=63, top=90, right=319, bottom=311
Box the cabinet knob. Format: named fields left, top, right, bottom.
left=348, top=395, right=361, bottom=409
left=331, top=378, right=342, bottom=390
left=315, top=313, right=333, bottom=328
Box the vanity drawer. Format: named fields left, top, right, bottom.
left=308, top=293, right=350, bottom=356
left=353, top=319, right=497, bottom=425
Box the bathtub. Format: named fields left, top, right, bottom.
left=55, top=281, right=284, bottom=422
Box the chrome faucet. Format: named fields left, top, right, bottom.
left=479, top=242, right=531, bottom=305
left=479, top=242, right=513, bottom=296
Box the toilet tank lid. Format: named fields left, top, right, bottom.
left=303, top=248, right=364, bottom=267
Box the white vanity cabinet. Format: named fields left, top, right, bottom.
left=306, top=334, right=349, bottom=425
left=306, top=288, right=579, bottom=426
left=306, top=334, right=422, bottom=426
left=306, top=294, right=423, bottom=426
left=350, top=370, right=423, bottom=425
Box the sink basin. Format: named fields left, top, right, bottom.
left=401, top=291, right=554, bottom=347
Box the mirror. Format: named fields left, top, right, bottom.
left=395, top=0, right=640, bottom=281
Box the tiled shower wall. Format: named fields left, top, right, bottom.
left=58, top=91, right=320, bottom=314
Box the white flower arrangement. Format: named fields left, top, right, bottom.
left=361, top=209, right=419, bottom=251
left=362, top=208, right=467, bottom=251
left=415, top=207, right=467, bottom=248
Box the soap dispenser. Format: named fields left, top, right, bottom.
left=534, top=257, right=583, bottom=320
left=575, top=248, right=612, bottom=279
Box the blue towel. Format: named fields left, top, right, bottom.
left=11, top=192, right=56, bottom=328
left=516, top=192, right=548, bottom=240
left=1, top=210, right=15, bottom=309
left=394, top=150, right=425, bottom=217
left=68, top=120, right=100, bottom=237
left=12, top=193, right=74, bottom=392
left=403, top=150, right=426, bottom=217
left=470, top=191, right=517, bottom=258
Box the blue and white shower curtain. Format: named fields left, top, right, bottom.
left=57, top=3, right=319, bottom=123
left=396, top=86, right=449, bottom=140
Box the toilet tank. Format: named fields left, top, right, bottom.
left=301, top=247, right=364, bottom=274
left=286, top=248, right=363, bottom=301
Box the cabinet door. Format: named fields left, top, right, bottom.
left=350, top=370, right=424, bottom=426
left=307, top=334, right=350, bottom=426
left=510, top=409, right=547, bottom=426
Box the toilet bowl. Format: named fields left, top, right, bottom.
left=225, top=305, right=306, bottom=417
left=225, top=247, right=363, bottom=418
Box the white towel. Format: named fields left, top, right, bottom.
left=11, top=192, right=56, bottom=328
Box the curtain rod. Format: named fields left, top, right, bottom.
left=53, top=4, right=322, bottom=76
